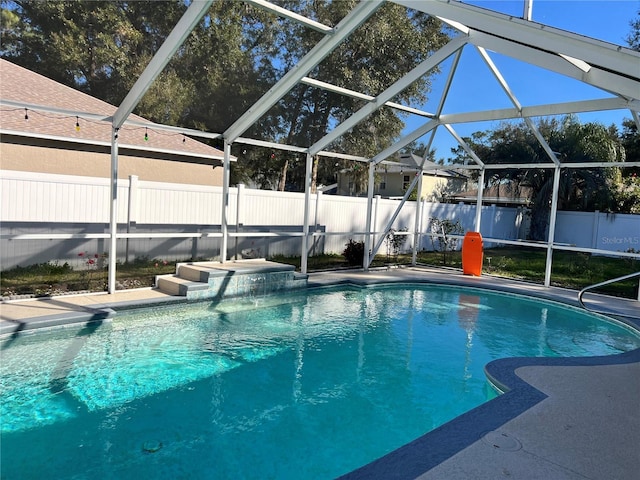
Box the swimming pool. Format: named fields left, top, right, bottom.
left=2, top=284, right=639, bottom=479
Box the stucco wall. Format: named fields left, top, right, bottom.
left=0, top=139, right=224, bottom=186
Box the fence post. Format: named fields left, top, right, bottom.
left=373, top=194, right=381, bottom=250
left=126, top=175, right=139, bottom=263
left=235, top=183, right=244, bottom=259
left=313, top=190, right=323, bottom=256
left=591, top=210, right=600, bottom=249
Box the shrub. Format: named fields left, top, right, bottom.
left=343, top=239, right=365, bottom=266
left=429, top=217, right=464, bottom=265
left=385, top=227, right=408, bottom=261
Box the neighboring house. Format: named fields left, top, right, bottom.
left=0, top=59, right=231, bottom=186
left=336, top=153, right=468, bottom=200
left=450, top=182, right=534, bottom=207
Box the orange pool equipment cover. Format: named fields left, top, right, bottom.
left=462, top=231, right=483, bottom=276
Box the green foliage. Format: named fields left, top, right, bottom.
left=626, top=8, right=640, bottom=51
left=448, top=116, right=635, bottom=240
left=1, top=1, right=187, bottom=107
left=270, top=253, right=346, bottom=271
left=1, top=261, right=73, bottom=279
left=1, top=256, right=177, bottom=297
left=385, top=227, right=408, bottom=261
left=235, top=1, right=450, bottom=191
left=615, top=174, right=640, bottom=213
left=620, top=120, right=640, bottom=176
left=342, top=239, right=366, bottom=267
left=1, top=1, right=449, bottom=193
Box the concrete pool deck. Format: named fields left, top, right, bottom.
left=1, top=266, right=639, bottom=479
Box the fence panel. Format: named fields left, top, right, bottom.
left=135, top=181, right=223, bottom=225
left=555, top=211, right=640, bottom=253
left=2, top=170, right=639, bottom=269
left=1, top=171, right=115, bottom=222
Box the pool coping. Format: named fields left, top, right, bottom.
left=1, top=265, right=639, bottom=479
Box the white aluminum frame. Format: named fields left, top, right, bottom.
left=3, top=0, right=639, bottom=294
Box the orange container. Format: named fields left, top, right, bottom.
left=462, top=232, right=483, bottom=276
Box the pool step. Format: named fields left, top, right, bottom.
left=155, top=259, right=308, bottom=300
left=155, top=274, right=209, bottom=297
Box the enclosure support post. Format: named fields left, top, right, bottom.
left=301, top=153, right=314, bottom=275
left=368, top=173, right=420, bottom=266
left=364, top=162, right=376, bottom=270
left=544, top=166, right=562, bottom=286
left=474, top=168, right=485, bottom=232
left=220, top=140, right=231, bottom=263
left=107, top=127, right=119, bottom=294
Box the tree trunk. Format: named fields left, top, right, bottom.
left=277, top=158, right=289, bottom=191
left=278, top=87, right=307, bottom=191
left=310, top=155, right=318, bottom=194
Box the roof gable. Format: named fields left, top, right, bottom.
left=0, top=59, right=225, bottom=162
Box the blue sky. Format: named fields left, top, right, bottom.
left=404, top=0, right=640, bottom=161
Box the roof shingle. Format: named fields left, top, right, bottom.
left=0, top=59, right=224, bottom=161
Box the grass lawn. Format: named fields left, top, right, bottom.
left=274, top=247, right=639, bottom=299
left=0, top=257, right=177, bottom=298
left=1, top=247, right=638, bottom=300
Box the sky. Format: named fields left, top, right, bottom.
left=403, top=0, right=640, bottom=162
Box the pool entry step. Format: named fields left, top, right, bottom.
left=155, top=259, right=308, bottom=300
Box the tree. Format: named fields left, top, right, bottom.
left=2, top=1, right=450, bottom=192
left=0, top=0, right=268, bottom=151
left=1, top=1, right=187, bottom=112
left=252, top=1, right=449, bottom=191
left=450, top=116, right=625, bottom=240
left=626, top=8, right=640, bottom=51
left=620, top=119, right=640, bottom=173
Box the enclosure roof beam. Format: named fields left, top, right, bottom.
left=438, top=97, right=638, bottom=125
left=316, top=151, right=369, bottom=162
left=524, top=117, right=561, bottom=166
left=235, top=136, right=308, bottom=153
left=464, top=30, right=640, bottom=101
left=112, top=0, right=213, bottom=128
left=223, top=1, right=383, bottom=142
left=300, top=77, right=435, bottom=117
left=309, top=35, right=468, bottom=156
left=0, top=129, right=225, bottom=162
left=0, top=100, right=111, bottom=123
left=632, top=110, right=640, bottom=132
left=394, top=0, right=640, bottom=80
left=475, top=42, right=561, bottom=164
left=476, top=45, right=522, bottom=112
left=0, top=99, right=227, bottom=142
left=442, top=124, right=484, bottom=167
left=369, top=119, right=440, bottom=166
left=245, top=0, right=334, bottom=34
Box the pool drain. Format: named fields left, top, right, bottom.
left=142, top=440, right=163, bottom=453
left=481, top=431, right=522, bottom=452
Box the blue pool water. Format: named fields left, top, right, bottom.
left=2, top=284, right=639, bottom=479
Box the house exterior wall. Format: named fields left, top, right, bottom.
left=0, top=138, right=224, bottom=186
left=338, top=170, right=466, bottom=199
left=420, top=175, right=452, bottom=201
left=377, top=171, right=407, bottom=197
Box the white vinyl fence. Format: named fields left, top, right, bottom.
left=1, top=170, right=639, bottom=270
